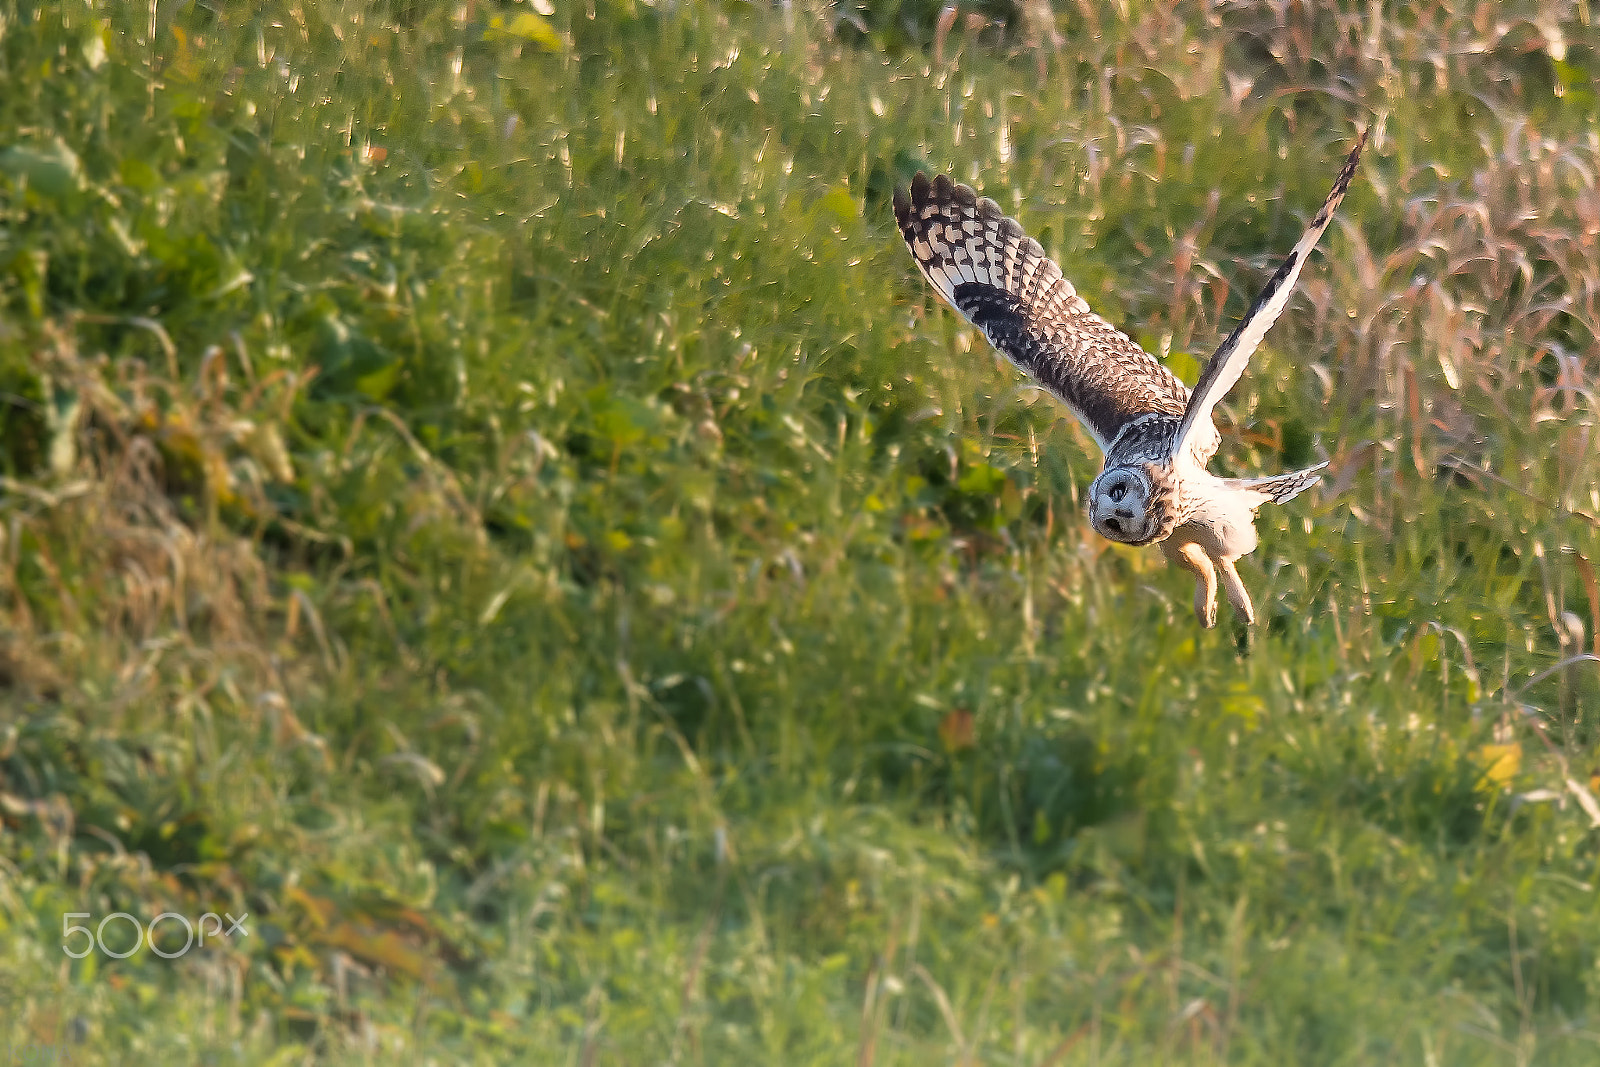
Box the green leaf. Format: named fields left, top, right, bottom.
left=957, top=462, right=1006, bottom=495
left=355, top=362, right=401, bottom=401
left=0, top=138, right=81, bottom=198
left=485, top=12, right=563, bottom=51
left=819, top=182, right=859, bottom=220
left=1164, top=351, right=1201, bottom=386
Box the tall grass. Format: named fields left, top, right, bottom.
left=1, top=0, right=1598, bottom=1062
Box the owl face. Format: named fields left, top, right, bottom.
left=1089, top=464, right=1172, bottom=546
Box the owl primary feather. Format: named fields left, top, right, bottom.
left=893, top=134, right=1365, bottom=627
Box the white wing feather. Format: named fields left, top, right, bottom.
left=1172, top=133, right=1367, bottom=464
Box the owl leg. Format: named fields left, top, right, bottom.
left=1164, top=540, right=1217, bottom=628
left=1216, top=556, right=1256, bottom=625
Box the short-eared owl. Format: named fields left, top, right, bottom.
left=893, top=134, right=1365, bottom=627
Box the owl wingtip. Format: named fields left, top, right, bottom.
left=909, top=170, right=931, bottom=204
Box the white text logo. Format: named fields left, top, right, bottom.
left=61, top=911, right=249, bottom=959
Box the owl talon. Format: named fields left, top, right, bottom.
left=1166, top=541, right=1218, bottom=629
left=1195, top=578, right=1217, bottom=629
left=1218, top=556, right=1256, bottom=626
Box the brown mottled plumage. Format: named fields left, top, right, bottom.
left=892, top=172, right=1192, bottom=456
left=893, top=134, right=1366, bottom=626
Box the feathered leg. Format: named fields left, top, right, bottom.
left=1217, top=556, right=1256, bottom=625
left=1164, top=540, right=1218, bottom=628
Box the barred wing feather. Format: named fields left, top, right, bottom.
left=1171, top=133, right=1367, bottom=463
left=893, top=172, right=1188, bottom=455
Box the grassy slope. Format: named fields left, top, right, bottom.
left=2, top=0, right=1600, bottom=1062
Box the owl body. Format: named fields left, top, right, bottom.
left=893, top=137, right=1365, bottom=627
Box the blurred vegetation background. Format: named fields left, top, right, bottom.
left=1, top=0, right=1599, bottom=1062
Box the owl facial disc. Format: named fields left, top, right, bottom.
left=1089, top=466, right=1161, bottom=545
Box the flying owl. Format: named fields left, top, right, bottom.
left=893, top=134, right=1365, bottom=627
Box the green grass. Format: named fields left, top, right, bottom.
left=2, top=0, right=1600, bottom=1062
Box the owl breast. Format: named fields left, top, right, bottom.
left=1173, top=494, right=1260, bottom=559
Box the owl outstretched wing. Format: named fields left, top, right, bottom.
left=1171, top=132, right=1366, bottom=464
left=893, top=172, right=1187, bottom=455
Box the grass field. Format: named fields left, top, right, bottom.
left=2, top=0, right=1600, bottom=1062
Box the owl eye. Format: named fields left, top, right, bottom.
left=1110, top=483, right=1126, bottom=503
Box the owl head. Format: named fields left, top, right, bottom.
left=1088, top=463, right=1178, bottom=546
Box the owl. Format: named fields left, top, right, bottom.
left=893, top=134, right=1365, bottom=627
